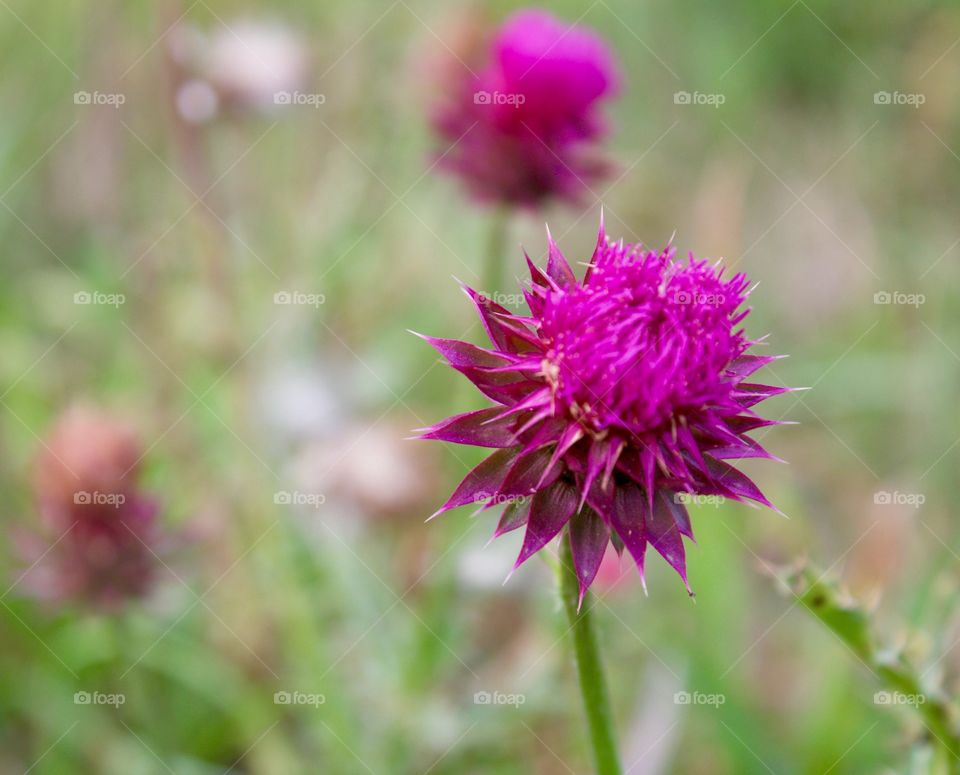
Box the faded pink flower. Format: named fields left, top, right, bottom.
left=19, top=407, right=161, bottom=608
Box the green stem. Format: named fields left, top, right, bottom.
left=559, top=534, right=622, bottom=775
left=785, top=565, right=960, bottom=772
left=484, top=207, right=509, bottom=298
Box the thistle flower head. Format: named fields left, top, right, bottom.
left=21, top=407, right=160, bottom=608
left=417, top=219, right=789, bottom=603
left=539, top=237, right=752, bottom=435
left=431, top=9, right=619, bottom=207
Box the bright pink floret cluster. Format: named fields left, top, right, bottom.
left=417, top=219, right=789, bottom=602
left=432, top=9, right=619, bottom=207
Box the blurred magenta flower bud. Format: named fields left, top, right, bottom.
left=431, top=8, right=620, bottom=208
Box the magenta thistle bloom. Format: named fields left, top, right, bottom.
left=432, top=9, right=619, bottom=207
left=417, top=219, right=789, bottom=603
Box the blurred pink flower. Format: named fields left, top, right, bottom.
left=431, top=9, right=620, bottom=207
left=296, top=421, right=440, bottom=521
left=169, top=19, right=308, bottom=120
left=592, top=544, right=635, bottom=596
left=203, top=20, right=308, bottom=111
left=18, top=407, right=161, bottom=609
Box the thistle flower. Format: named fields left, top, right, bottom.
left=417, top=219, right=789, bottom=603
left=19, top=407, right=160, bottom=608
left=431, top=9, right=619, bottom=207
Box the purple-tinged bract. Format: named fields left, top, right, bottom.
left=432, top=9, right=619, bottom=207
left=417, top=219, right=790, bottom=603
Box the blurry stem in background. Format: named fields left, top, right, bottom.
left=162, top=13, right=232, bottom=318
left=782, top=564, right=960, bottom=772
left=559, top=533, right=622, bottom=775
left=484, top=207, right=510, bottom=297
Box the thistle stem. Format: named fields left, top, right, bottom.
left=484, top=207, right=509, bottom=297
left=559, top=534, right=622, bottom=775
left=786, top=565, right=960, bottom=770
